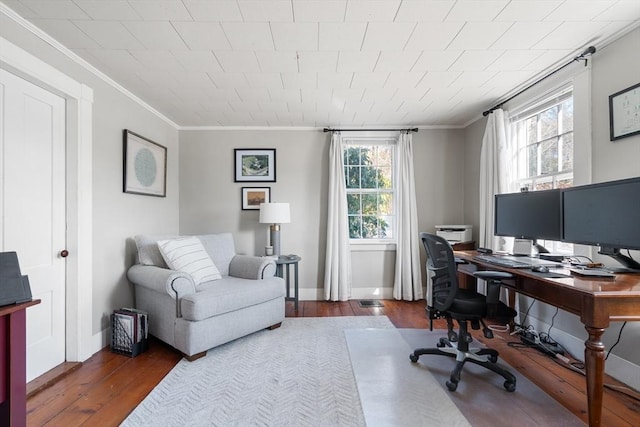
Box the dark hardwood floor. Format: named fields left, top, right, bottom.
left=27, top=300, right=640, bottom=426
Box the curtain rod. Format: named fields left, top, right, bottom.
left=323, top=128, right=418, bottom=133
left=482, top=46, right=596, bottom=117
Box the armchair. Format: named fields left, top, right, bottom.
left=410, top=233, right=517, bottom=392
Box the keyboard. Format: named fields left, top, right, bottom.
left=474, top=254, right=533, bottom=269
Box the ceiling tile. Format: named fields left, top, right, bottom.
left=485, top=50, right=546, bottom=71
left=345, top=0, right=401, bottom=22
left=29, top=19, right=100, bottom=49
left=361, top=23, right=415, bottom=50
left=207, top=73, right=249, bottom=89
left=222, top=23, right=275, bottom=50
left=73, top=20, right=145, bottom=49
left=522, top=49, right=572, bottom=71
left=385, top=71, right=427, bottom=89
left=482, top=70, right=536, bottom=90
left=395, top=0, right=455, bottom=22
left=448, top=50, right=504, bottom=71
left=129, top=50, right=185, bottom=71
left=445, top=0, right=509, bottom=22
left=490, top=22, right=561, bottom=50
left=83, top=48, right=144, bottom=73
left=214, top=51, right=261, bottom=72
left=127, top=0, right=191, bottom=21
left=298, top=51, right=339, bottom=73
left=293, top=1, right=346, bottom=22
left=545, top=1, right=616, bottom=21
left=448, top=22, right=512, bottom=50
left=235, top=88, right=271, bottom=101
left=237, top=0, right=293, bottom=22
left=533, top=21, right=610, bottom=49
left=269, top=89, right=302, bottom=102
left=319, top=23, right=367, bottom=51
left=2, top=1, right=39, bottom=18
left=282, top=73, right=318, bottom=90
left=171, top=50, right=223, bottom=73
left=404, top=22, right=464, bottom=50
left=351, top=73, right=390, bottom=89
left=75, top=0, right=142, bottom=20
left=594, top=1, right=640, bottom=21
left=362, top=88, right=398, bottom=103
left=258, top=101, right=289, bottom=112
left=123, top=21, right=187, bottom=50
left=172, top=22, right=231, bottom=50
left=255, top=51, right=299, bottom=72
left=21, top=0, right=90, bottom=19
left=318, top=73, right=354, bottom=89
left=337, top=51, right=380, bottom=72
left=415, top=71, right=461, bottom=89
left=271, top=23, right=318, bottom=50
left=374, top=51, right=421, bottom=72
left=412, top=50, right=462, bottom=71
left=447, top=71, right=498, bottom=89
left=182, top=0, right=242, bottom=21
left=229, top=100, right=262, bottom=112
left=494, top=1, right=561, bottom=22
left=245, top=73, right=284, bottom=89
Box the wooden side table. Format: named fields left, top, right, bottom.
left=276, top=255, right=300, bottom=311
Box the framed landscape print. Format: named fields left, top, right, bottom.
left=241, top=187, right=271, bottom=210
left=234, top=149, right=276, bottom=182
left=609, top=82, right=640, bottom=141
left=123, top=129, right=167, bottom=197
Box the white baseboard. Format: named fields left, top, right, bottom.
left=522, top=315, right=640, bottom=392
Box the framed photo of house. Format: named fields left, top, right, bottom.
left=123, top=129, right=167, bottom=197
left=609, top=82, right=640, bottom=141
left=234, top=149, right=276, bottom=182
left=241, top=187, right=271, bottom=210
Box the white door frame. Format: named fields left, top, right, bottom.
left=0, top=36, right=94, bottom=362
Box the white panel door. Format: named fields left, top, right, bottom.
left=0, top=68, right=66, bottom=381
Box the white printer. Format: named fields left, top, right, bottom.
left=435, top=225, right=473, bottom=243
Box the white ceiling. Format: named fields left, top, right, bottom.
left=3, top=0, right=640, bottom=128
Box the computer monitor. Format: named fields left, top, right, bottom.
left=562, top=177, right=640, bottom=270
left=494, top=189, right=563, bottom=245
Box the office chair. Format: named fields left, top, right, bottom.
left=410, top=233, right=517, bottom=392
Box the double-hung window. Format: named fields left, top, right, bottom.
left=510, top=87, right=574, bottom=252
left=344, top=141, right=396, bottom=241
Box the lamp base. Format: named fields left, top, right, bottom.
left=270, top=224, right=281, bottom=256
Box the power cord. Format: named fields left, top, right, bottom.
left=605, top=322, right=627, bottom=361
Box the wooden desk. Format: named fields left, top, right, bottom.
left=454, top=251, right=640, bottom=427
left=0, top=299, right=40, bottom=426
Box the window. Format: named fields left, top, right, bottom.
left=510, top=88, right=574, bottom=253
left=344, top=142, right=395, bottom=240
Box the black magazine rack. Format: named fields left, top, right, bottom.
left=111, top=308, right=148, bottom=357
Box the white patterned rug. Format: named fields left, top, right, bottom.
left=121, top=316, right=469, bottom=427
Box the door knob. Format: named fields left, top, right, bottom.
left=60, top=250, right=69, bottom=258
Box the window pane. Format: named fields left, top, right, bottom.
left=361, top=166, right=377, bottom=188
left=380, top=216, right=393, bottom=238
left=377, top=167, right=392, bottom=189
left=362, top=193, right=377, bottom=214
left=360, top=147, right=374, bottom=165
left=560, top=98, right=573, bottom=132
left=345, top=147, right=359, bottom=165
left=362, top=216, right=378, bottom=238
left=379, top=193, right=393, bottom=215
left=561, top=134, right=573, bottom=171
left=557, top=177, right=573, bottom=188
left=348, top=216, right=361, bottom=239
left=376, top=146, right=393, bottom=166
left=527, top=144, right=538, bottom=177
left=540, top=138, right=558, bottom=174
left=526, top=117, right=537, bottom=144
left=535, top=181, right=553, bottom=191
left=540, top=106, right=558, bottom=140
left=345, top=166, right=360, bottom=188
left=347, top=194, right=360, bottom=215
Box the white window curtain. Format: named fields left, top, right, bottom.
left=479, top=108, right=512, bottom=251
left=393, top=132, right=423, bottom=300
left=324, top=132, right=352, bottom=301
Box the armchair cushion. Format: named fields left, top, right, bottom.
left=157, top=237, right=222, bottom=286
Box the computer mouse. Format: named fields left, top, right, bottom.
left=532, top=265, right=549, bottom=273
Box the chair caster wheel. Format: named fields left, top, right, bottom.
left=409, top=354, right=419, bottom=363
left=436, top=341, right=445, bottom=348
left=488, top=354, right=498, bottom=363
left=504, top=381, right=516, bottom=392
left=446, top=381, right=458, bottom=392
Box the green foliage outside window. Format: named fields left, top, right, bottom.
left=344, top=145, right=394, bottom=239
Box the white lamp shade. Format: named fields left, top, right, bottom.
left=259, top=202, right=290, bottom=224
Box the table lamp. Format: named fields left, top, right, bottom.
left=259, top=202, right=290, bottom=256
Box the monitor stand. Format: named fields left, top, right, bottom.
left=598, top=246, right=640, bottom=274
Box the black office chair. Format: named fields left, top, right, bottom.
left=410, top=233, right=517, bottom=392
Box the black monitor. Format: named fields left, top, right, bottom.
left=494, top=189, right=563, bottom=247
left=562, top=177, right=640, bottom=270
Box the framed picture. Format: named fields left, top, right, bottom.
left=234, top=149, right=276, bottom=182
left=123, top=129, right=167, bottom=197
left=609, top=82, right=640, bottom=141
left=241, top=187, right=271, bottom=210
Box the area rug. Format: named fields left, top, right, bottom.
left=350, top=328, right=584, bottom=427
left=121, top=316, right=408, bottom=426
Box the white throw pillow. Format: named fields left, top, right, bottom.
left=157, top=237, right=222, bottom=286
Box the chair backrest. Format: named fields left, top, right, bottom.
left=419, top=232, right=459, bottom=312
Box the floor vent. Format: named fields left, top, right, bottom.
left=358, top=300, right=384, bottom=308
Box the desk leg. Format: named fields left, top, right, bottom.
left=585, top=326, right=605, bottom=427
left=293, top=262, right=299, bottom=311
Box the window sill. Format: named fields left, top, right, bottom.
left=350, top=242, right=397, bottom=252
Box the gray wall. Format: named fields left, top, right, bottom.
left=0, top=15, right=180, bottom=341
left=462, top=27, right=640, bottom=378
left=179, top=128, right=465, bottom=299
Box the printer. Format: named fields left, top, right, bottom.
left=435, top=225, right=473, bottom=243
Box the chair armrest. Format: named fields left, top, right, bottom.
left=229, top=255, right=277, bottom=279
left=127, top=264, right=196, bottom=298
